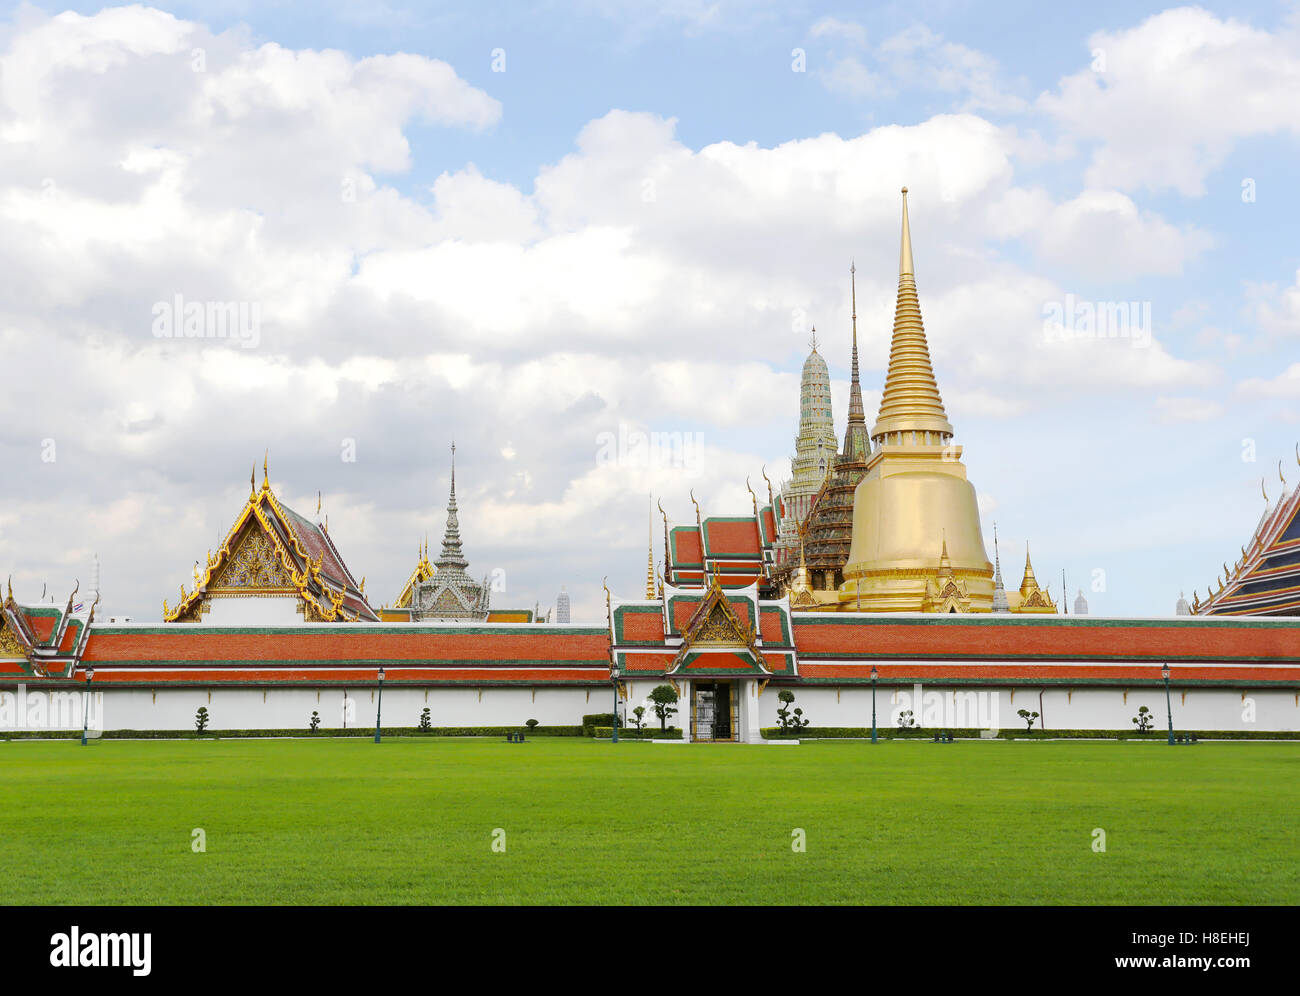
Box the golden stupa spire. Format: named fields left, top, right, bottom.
left=644, top=495, right=656, bottom=600
left=871, top=187, right=954, bottom=445
left=1020, top=543, right=1038, bottom=594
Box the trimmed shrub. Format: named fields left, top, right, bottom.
left=582, top=713, right=616, bottom=736
left=594, top=727, right=682, bottom=740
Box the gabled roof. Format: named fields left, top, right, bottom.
left=0, top=580, right=93, bottom=677
left=668, top=577, right=770, bottom=676
left=164, top=466, right=378, bottom=623
left=1198, top=475, right=1300, bottom=616
left=392, top=541, right=435, bottom=610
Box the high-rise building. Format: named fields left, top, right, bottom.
left=556, top=586, right=570, bottom=623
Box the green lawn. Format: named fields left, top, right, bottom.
left=1, top=737, right=1295, bottom=905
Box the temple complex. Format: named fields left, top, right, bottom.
left=2, top=186, right=1298, bottom=740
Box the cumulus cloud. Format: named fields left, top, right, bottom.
left=1038, top=7, right=1300, bottom=195
left=0, top=4, right=1264, bottom=622
left=814, top=21, right=1028, bottom=113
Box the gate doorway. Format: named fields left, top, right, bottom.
left=690, top=682, right=738, bottom=742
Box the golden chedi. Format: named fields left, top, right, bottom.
left=839, top=188, right=994, bottom=612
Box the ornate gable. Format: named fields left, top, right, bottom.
left=670, top=577, right=769, bottom=675
left=210, top=528, right=296, bottom=591
left=165, top=461, right=377, bottom=623
left=922, top=539, right=973, bottom=613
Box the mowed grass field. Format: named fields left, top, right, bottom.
left=1, top=737, right=1296, bottom=905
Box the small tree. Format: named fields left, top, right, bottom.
left=897, top=709, right=916, bottom=730
left=649, top=684, right=679, bottom=731
left=1132, top=706, right=1154, bottom=733
left=309, top=710, right=320, bottom=733
left=418, top=707, right=432, bottom=732
left=630, top=705, right=646, bottom=731
left=1017, top=708, right=1039, bottom=731
left=195, top=706, right=209, bottom=734
left=525, top=718, right=539, bottom=732
left=776, top=689, right=809, bottom=731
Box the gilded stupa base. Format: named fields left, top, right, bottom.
left=836, top=443, right=994, bottom=613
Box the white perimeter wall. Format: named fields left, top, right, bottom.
left=2, top=683, right=1297, bottom=733
left=756, top=685, right=1300, bottom=733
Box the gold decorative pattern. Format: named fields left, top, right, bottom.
left=164, top=465, right=366, bottom=623
left=0, top=621, right=26, bottom=658
left=211, top=530, right=295, bottom=589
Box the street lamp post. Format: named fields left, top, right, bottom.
left=374, top=666, right=385, bottom=744
left=870, top=665, right=878, bottom=744
left=610, top=661, right=620, bottom=744
left=1161, top=663, right=1174, bottom=745
left=80, top=667, right=95, bottom=746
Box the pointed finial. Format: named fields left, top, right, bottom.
left=317, top=490, right=322, bottom=516
left=1262, top=477, right=1269, bottom=503
left=899, top=186, right=914, bottom=276
left=809, top=325, right=818, bottom=352
left=645, top=495, right=656, bottom=600
left=1281, top=460, right=1287, bottom=488
left=262, top=449, right=269, bottom=490
left=250, top=465, right=256, bottom=498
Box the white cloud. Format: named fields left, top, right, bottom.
left=0, top=4, right=1260, bottom=622
left=1034, top=189, right=1212, bottom=279
left=1154, top=396, right=1226, bottom=424
left=1246, top=269, right=1300, bottom=336
left=1038, top=7, right=1300, bottom=195
left=815, top=22, right=1027, bottom=113
left=1239, top=363, right=1300, bottom=399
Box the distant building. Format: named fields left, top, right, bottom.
left=556, top=587, right=570, bottom=623
left=1074, top=589, right=1089, bottom=615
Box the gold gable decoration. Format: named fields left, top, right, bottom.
left=0, top=619, right=26, bottom=658
left=1013, top=546, right=1057, bottom=614
left=922, top=538, right=972, bottom=613
left=165, top=464, right=364, bottom=623
left=671, top=575, right=768, bottom=672
left=210, top=529, right=296, bottom=590
left=393, top=539, right=436, bottom=609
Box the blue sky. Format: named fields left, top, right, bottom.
left=1, top=0, right=1298, bottom=620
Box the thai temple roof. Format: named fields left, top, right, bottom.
left=1196, top=461, right=1300, bottom=616
left=163, top=456, right=378, bottom=623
